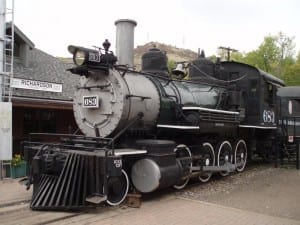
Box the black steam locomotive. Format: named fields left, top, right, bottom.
left=22, top=21, right=300, bottom=211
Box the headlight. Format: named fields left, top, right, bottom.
left=67, top=41, right=117, bottom=69
left=74, top=50, right=86, bottom=66
left=68, top=45, right=98, bottom=66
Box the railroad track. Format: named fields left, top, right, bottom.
left=0, top=197, right=137, bottom=225
left=0, top=200, right=80, bottom=225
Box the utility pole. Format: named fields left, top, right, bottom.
left=218, top=46, right=238, bottom=61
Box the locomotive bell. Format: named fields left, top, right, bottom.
left=172, top=63, right=185, bottom=77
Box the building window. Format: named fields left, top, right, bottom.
left=13, top=42, right=20, bottom=57
left=23, top=112, right=34, bottom=134
left=41, top=111, right=56, bottom=133
left=24, top=109, right=57, bottom=134
left=5, top=40, right=20, bottom=57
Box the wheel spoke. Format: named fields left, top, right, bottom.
left=199, top=142, right=215, bottom=182
left=173, top=144, right=192, bottom=190
left=235, top=139, right=247, bottom=172
left=217, top=141, right=232, bottom=177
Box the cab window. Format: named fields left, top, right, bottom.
left=265, top=83, right=275, bottom=105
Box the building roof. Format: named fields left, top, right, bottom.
left=6, top=23, right=35, bottom=49
left=13, top=48, right=78, bottom=102
left=5, top=24, right=79, bottom=107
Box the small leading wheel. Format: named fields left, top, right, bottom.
left=173, top=144, right=192, bottom=190
left=217, top=141, right=233, bottom=177
left=106, top=169, right=129, bottom=206
left=198, top=142, right=215, bottom=182
left=234, top=139, right=247, bottom=172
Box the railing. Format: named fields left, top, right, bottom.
left=28, top=132, right=115, bottom=149
left=21, top=133, right=116, bottom=171
left=275, top=116, right=300, bottom=169
left=280, top=116, right=300, bottom=139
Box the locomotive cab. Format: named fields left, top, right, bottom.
left=220, top=61, right=284, bottom=128
left=219, top=61, right=284, bottom=160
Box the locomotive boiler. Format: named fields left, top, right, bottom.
left=22, top=19, right=290, bottom=211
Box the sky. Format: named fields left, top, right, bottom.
left=8, top=0, right=300, bottom=58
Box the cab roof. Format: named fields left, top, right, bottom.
left=277, top=86, right=300, bottom=98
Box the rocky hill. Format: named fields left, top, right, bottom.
left=134, top=42, right=198, bottom=68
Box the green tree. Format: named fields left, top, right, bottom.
left=257, top=36, right=279, bottom=73
left=208, top=54, right=217, bottom=62
left=276, top=32, right=295, bottom=61
left=230, top=52, right=245, bottom=62
left=284, top=52, right=300, bottom=85
left=167, top=59, right=176, bottom=72
left=243, top=50, right=264, bottom=69
left=234, top=36, right=280, bottom=73
left=274, top=32, right=296, bottom=77
left=238, top=32, right=297, bottom=84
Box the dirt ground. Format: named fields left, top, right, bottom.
left=175, top=163, right=300, bottom=220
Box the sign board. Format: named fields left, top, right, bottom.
left=0, top=102, right=12, bottom=160
left=11, top=77, right=62, bottom=93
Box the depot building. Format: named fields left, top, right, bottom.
left=6, top=24, right=79, bottom=154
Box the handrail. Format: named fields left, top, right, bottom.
left=280, top=116, right=300, bottom=140
left=28, top=132, right=114, bottom=149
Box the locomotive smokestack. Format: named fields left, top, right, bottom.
left=115, top=19, right=137, bottom=67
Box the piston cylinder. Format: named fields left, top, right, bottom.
left=131, top=158, right=182, bottom=193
